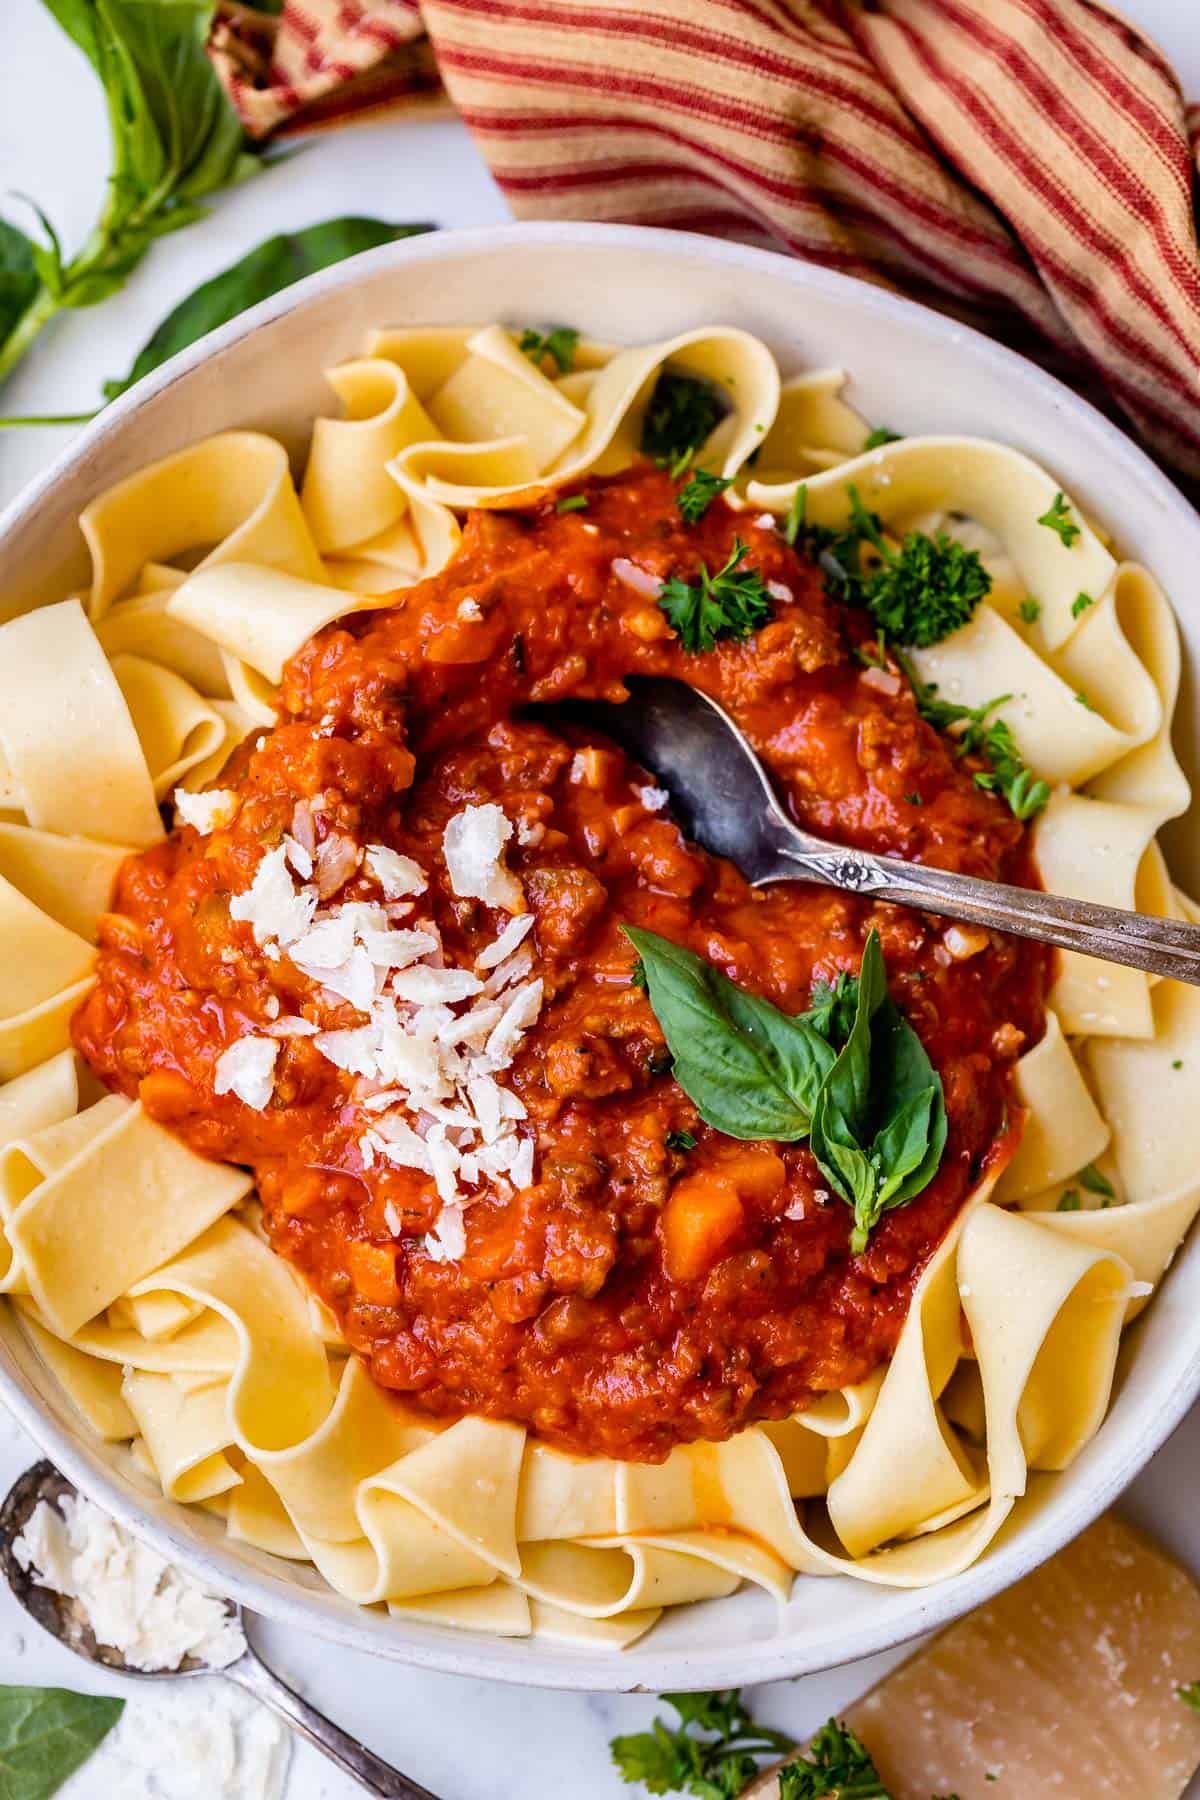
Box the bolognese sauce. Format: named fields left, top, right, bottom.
left=73, top=467, right=1046, bottom=1462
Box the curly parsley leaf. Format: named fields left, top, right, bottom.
left=779, top=1717, right=891, bottom=1797
left=787, top=484, right=990, bottom=648
left=677, top=469, right=733, bottom=523
left=642, top=370, right=728, bottom=474
left=1037, top=491, right=1081, bottom=547
left=518, top=325, right=579, bottom=374
left=658, top=540, right=773, bottom=653
left=896, top=651, right=1050, bottom=822
left=624, top=927, right=836, bottom=1142
left=0, top=1685, right=124, bottom=1799
left=611, top=1690, right=795, bottom=1799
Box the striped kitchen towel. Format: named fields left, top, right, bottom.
left=211, top=1, right=1200, bottom=478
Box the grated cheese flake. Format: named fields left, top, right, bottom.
left=229, top=845, right=316, bottom=948
left=173, top=787, right=238, bottom=836
left=476, top=913, right=535, bottom=971
left=213, top=1036, right=278, bottom=1110
left=365, top=843, right=428, bottom=899
left=443, top=803, right=524, bottom=913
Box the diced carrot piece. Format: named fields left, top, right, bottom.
left=717, top=1145, right=787, bottom=1204
left=346, top=1240, right=401, bottom=1306
left=661, top=1176, right=745, bottom=1283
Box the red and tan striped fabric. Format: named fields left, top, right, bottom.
left=212, top=1, right=1200, bottom=477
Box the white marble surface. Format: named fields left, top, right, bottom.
left=2, top=3, right=1199, bottom=1794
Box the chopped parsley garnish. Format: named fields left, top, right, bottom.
left=863, top=426, right=902, bottom=450
left=1075, top=690, right=1095, bottom=711
left=555, top=493, right=589, bottom=513
left=676, top=469, right=733, bottom=523
left=1018, top=597, right=1042, bottom=624
left=631, top=957, right=649, bottom=991
left=641, top=371, right=727, bottom=474
left=788, top=484, right=990, bottom=648
left=1071, top=590, right=1094, bottom=617
left=905, top=790, right=925, bottom=805
left=1057, top=1189, right=1081, bottom=1212
left=517, top=325, right=579, bottom=374
left=1174, top=1058, right=1184, bottom=1070
left=610, top=1689, right=795, bottom=1798
left=666, top=1129, right=698, bottom=1152
left=658, top=540, right=773, bottom=653
left=1079, top=1163, right=1115, bottom=1200
left=1178, top=1681, right=1200, bottom=1713
left=779, top=1720, right=891, bottom=1798
left=895, top=651, right=1051, bottom=822
left=1037, top=491, right=1081, bottom=546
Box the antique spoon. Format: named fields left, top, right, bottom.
left=0, top=1461, right=441, bottom=1800
left=539, top=675, right=1200, bottom=986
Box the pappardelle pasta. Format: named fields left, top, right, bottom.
left=0, top=322, right=1193, bottom=1650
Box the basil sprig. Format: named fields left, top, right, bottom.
left=809, top=932, right=947, bottom=1252
left=626, top=926, right=946, bottom=1253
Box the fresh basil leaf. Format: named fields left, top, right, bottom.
left=0, top=220, right=39, bottom=343
left=103, top=218, right=433, bottom=399
left=624, top=926, right=834, bottom=1141
left=0, top=1686, right=123, bottom=1798
left=810, top=931, right=947, bottom=1251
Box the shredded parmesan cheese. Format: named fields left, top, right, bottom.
left=443, top=803, right=524, bottom=913
left=212, top=1037, right=278, bottom=1110
left=173, top=787, right=237, bottom=836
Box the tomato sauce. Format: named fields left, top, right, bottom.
left=74, top=467, right=1046, bottom=1461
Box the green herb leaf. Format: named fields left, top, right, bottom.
left=658, top=540, right=773, bottom=653
left=1037, top=491, right=1081, bottom=546
left=0, top=1686, right=123, bottom=1798
left=1057, top=1189, right=1081, bottom=1212
left=1178, top=1681, right=1200, bottom=1713
left=1071, top=591, right=1094, bottom=618
left=641, top=370, right=727, bottom=472
left=555, top=493, right=589, bottom=514
left=0, top=219, right=40, bottom=346
left=896, top=651, right=1050, bottom=823
left=624, top=927, right=836, bottom=1142
left=0, top=0, right=265, bottom=393
left=791, top=485, right=990, bottom=648
left=102, top=218, right=431, bottom=401
left=676, top=469, right=733, bottom=524
left=779, top=1717, right=891, bottom=1798
left=806, top=971, right=858, bottom=1048
left=1079, top=1163, right=1115, bottom=1199
left=518, top=325, right=578, bottom=375
left=611, top=1690, right=796, bottom=1799
left=666, top=1129, right=698, bottom=1152
left=1018, top=597, right=1041, bottom=624
left=809, top=931, right=947, bottom=1254
left=862, top=426, right=902, bottom=450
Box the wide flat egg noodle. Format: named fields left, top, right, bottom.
left=0, top=601, right=161, bottom=849
left=81, top=431, right=326, bottom=616
left=2, top=323, right=1198, bottom=1649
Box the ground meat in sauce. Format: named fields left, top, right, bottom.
left=73, top=466, right=1047, bottom=1462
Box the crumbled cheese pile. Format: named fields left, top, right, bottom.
left=183, top=788, right=545, bottom=1264
left=14, top=1491, right=245, bottom=1672
left=67, top=1683, right=288, bottom=1800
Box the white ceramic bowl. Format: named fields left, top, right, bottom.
left=2, top=223, right=1199, bottom=1692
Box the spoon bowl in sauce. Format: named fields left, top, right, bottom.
left=539, top=675, right=1200, bottom=988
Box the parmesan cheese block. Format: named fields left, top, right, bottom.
left=748, top=1513, right=1200, bottom=1799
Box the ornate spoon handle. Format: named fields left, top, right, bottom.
left=775, top=840, right=1200, bottom=987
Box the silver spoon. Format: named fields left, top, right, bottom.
left=0, top=1461, right=442, bottom=1799
left=539, top=675, right=1200, bottom=986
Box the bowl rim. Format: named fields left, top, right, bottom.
left=2, top=219, right=1199, bottom=1692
